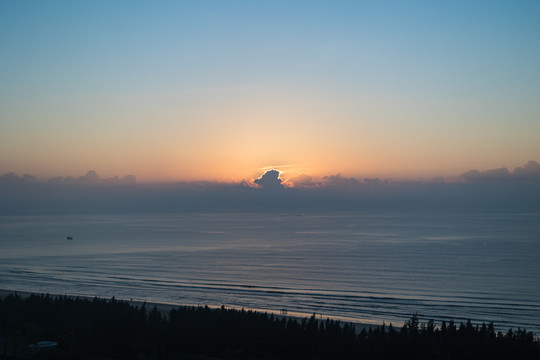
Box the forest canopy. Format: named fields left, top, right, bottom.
left=1, top=293, right=538, bottom=359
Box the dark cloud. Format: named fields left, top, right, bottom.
left=1, top=161, right=539, bottom=215
left=322, top=174, right=361, bottom=188
left=50, top=171, right=137, bottom=185
left=254, top=170, right=283, bottom=190
left=47, top=176, right=65, bottom=184
left=102, top=175, right=137, bottom=185
left=514, top=160, right=540, bottom=176
left=63, top=170, right=100, bottom=184
left=0, top=172, right=37, bottom=184
left=364, top=177, right=388, bottom=185
left=432, top=177, right=446, bottom=183
left=1, top=170, right=136, bottom=187
left=461, top=167, right=510, bottom=183
left=78, top=170, right=100, bottom=183
left=172, top=180, right=249, bottom=191
left=460, top=161, right=540, bottom=185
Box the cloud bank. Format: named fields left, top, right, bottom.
left=459, top=160, right=540, bottom=185
left=0, top=162, right=539, bottom=215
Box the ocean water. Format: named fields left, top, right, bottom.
left=0, top=212, right=539, bottom=335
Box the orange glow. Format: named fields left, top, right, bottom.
left=2, top=85, right=538, bottom=183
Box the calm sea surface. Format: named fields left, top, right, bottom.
left=1, top=212, right=539, bottom=334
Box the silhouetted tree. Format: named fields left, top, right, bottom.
left=1, top=293, right=539, bottom=360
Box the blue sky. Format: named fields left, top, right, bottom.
left=1, top=1, right=539, bottom=181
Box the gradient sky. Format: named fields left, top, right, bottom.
left=1, top=1, right=539, bottom=182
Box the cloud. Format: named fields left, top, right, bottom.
left=253, top=170, right=283, bottom=190
left=47, top=176, right=65, bottom=184
left=322, top=173, right=361, bottom=188
left=63, top=170, right=101, bottom=184
left=1, top=161, right=539, bottom=215
left=172, top=180, right=249, bottom=191
left=514, top=160, right=540, bottom=176
left=1, top=170, right=136, bottom=186
left=0, top=172, right=37, bottom=184
left=363, top=177, right=389, bottom=185
left=102, top=175, right=137, bottom=185
left=460, top=161, right=540, bottom=185
left=58, top=171, right=137, bottom=185
left=432, top=176, right=446, bottom=183
left=460, top=168, right=509, bottom=183
left=287, top=174, right=317, bottom=189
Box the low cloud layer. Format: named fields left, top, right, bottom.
left=459, top=160, right=540, bottom=185
left=10, top=170, right=138, bottom=186
left=321, top=173, right=361, bottom=188
left=0, top=172, right=37, bottom=184
left=1, top=161, right=539, bottom=215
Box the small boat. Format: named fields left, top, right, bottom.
left=66, top=236, right=73, bottom=240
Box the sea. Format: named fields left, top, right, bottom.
left=1, top=211, right=539, bottom=335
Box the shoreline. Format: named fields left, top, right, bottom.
left=0, top=288, right=380, bottom=332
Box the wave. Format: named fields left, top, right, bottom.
left=1, top=212, right=539, bottom=335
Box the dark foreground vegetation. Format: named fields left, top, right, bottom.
left=1, top=293, right=538, bottom=360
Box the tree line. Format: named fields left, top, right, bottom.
left=1, top=293, right=538, bottom=359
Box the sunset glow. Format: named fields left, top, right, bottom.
left=1, top=2, right=539, bottom=183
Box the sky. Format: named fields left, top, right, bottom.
left=1, top=1, right=540, bottom=183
